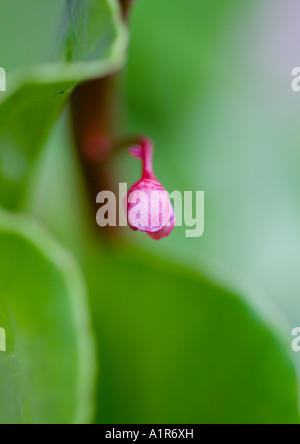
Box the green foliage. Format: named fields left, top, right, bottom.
left=0, top=210, right=95, bottom=424
left=85, top=247, right=299, bottom=424
left=0, top=0, right=126, bottom=210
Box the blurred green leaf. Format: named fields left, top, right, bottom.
left=0, top=0, right=126, bottom=210
left=84, top=246, right=299, bottom=424
left=0, top=209, right=95, bottom=424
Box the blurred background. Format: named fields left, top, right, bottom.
left=0, top=0, right=300, bottom=424
left=124, top=0, right=300, bottom=336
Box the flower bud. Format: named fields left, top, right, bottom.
left=127, top=139, right=175, bottom=240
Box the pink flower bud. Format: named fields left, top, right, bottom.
left=127, top=139, right=175, bottom=240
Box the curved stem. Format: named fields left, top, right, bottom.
left=119, top=0, right=136, bottom=19
left=110, top=135, right=155, bottom=179
left=70, top=0, right=137, bottom=239
left=129, top=138, right=154, bottom=179
left=141, top=138, right=154, bottom=178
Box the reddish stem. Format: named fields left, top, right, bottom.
left=70, top=0, right=137, bottom=237
left=119, top=0, right=136, bottom=19
left=128, top=138, right=155, bottom=179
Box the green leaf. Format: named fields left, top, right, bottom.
left=0, top=209, right=95, bottom=424
left=0, top=0, right=126, bottom=210
left=84, top=247, right=299, bottom=424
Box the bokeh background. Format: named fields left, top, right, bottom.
left=0, top=0, right=299, bottom=424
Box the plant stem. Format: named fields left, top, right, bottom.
left=70, top=0, right=135, bottom=236
left=119, top=0, right=135, bottom=19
